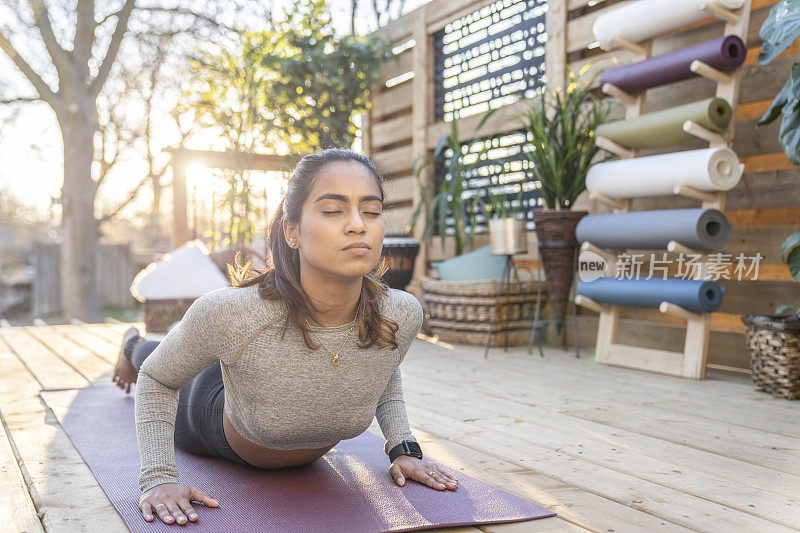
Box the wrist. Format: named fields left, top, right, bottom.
left=388, top=440, right=423, bottom=463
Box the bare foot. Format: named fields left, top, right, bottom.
left=113, top=326, right=140, bottom=394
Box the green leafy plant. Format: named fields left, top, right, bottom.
left=756, top=0, right=800, bottom=165
left=517, top=67, right=613, bottom=210
left=483, top=184, right=524, bottom=219
left=776, top=232, right=800, bottom=314
left=405, top=118, right=487, bottom=257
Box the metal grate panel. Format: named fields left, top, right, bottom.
left=433, top=0, right=548, bottom=122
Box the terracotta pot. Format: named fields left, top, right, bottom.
left=532, top=210, right=588, bottom=324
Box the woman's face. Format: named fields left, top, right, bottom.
left=285, top=160, right=385, bottom=280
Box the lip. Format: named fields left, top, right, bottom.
left=344, top=247, right=370, bottom=256
left=343, top=242, right=371, bottom=250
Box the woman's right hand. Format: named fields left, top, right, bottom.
left=139, top=483, right=220, bottom=524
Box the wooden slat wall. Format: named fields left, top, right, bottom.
left=365, top=0, right=800, bottom=371
left=32, top=243, right=136, bottom=316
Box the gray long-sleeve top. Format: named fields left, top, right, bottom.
left=134, top=284, right=423, bottom=493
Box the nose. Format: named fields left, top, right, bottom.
left=345, top=206, right=366, bottom=234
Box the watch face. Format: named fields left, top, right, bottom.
left=404, top=441, right=422, bottom=456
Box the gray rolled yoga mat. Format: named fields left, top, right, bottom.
left=577, top=277, right=725, bottom=313
left=575, top=209, right=732, bottom=251
left=40, top=386, right=556, bottom=533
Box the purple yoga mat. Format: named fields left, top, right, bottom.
left=40, top=386, right=556, bottom=533
left=600, top=35, right=746, bottom=94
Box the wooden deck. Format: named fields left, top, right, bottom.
left=1, top=322, right=799, bottom=532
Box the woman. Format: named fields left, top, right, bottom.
left=112, top=149, right=459, bottom=526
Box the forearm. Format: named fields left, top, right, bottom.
left=376, top=398, right=417, bottom=456
left=135, top=371, right=181, bottom=493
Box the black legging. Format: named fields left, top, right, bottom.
left=124, top=334, right=256, bottom=468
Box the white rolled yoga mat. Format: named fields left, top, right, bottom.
left=593, top=0, right=746, bottom=49
left=586, top=147, right=744, bottom=198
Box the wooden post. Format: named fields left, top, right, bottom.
left=409, top=7, right=434, bottom=293
left=172, top=156, right=190, bottom=249
left=544, top=0, right=567, bottom=92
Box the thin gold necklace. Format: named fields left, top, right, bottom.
left=305, top=308, right=359, bottom=365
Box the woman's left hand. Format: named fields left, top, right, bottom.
left=389, top=456, right=459, bottom=490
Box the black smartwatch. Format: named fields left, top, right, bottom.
left=388, top=440, right=423, bottom=462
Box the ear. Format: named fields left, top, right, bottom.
left=283, top=218, right=298, bottom=244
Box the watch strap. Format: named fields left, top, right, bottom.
left=388, top=440, right=423, bottom=462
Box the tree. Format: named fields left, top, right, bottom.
left=254, top=0, right=395, bottom=152
left=180, top=0, right=394, bottom=245
left=0, top=1, right=264, bottom=321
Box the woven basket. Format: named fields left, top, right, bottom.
left=143, top=298, right=197, bottom=334
left=420, top=276, right=546, bottom=347
left=741, top=314, right=800, bottom=400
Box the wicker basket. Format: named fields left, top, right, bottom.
left=741, top=314, right=800, bottom=400
left=143, top=298, right=198, bottom=334
left=420, top=276, right=546, bottom=347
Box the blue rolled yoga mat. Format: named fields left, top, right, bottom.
left=575, top=209, right=732, bottom=251
left=577, top=277, right=725, bottom=313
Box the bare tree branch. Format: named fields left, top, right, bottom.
left=133, top=6, right=240, bottom=33
left=28, top=0, right=71, bottom=81
left=73, top=0, right=96, bottom=68
left=0, top=95, right=40, bottom=104
left=0, top=29, right=59, bottom=106
left=96, top=172, right=150, bottom=225
left=89, top=0, right=135, bottom=99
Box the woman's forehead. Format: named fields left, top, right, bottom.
left=308, top=161, right=381, bottom=198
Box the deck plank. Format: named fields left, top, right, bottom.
left=0, top=332, right=127, bottom=531
left=0, top=411, right=44, bottom=532
left=405, top=342, right=800, bottom=469
left=369, top=420, right=685, bottom=533
left=400, top=380, right=799, bottom=529
left=7, top=322, right=799, bottom=533
left=0, top=328, right=88, bottom=390
left=25, top=325, right=112, bottom=385
left=400, top=357, right=800, bottom=498
left=406, top=407, right=795, bottom=533
left=55, top=324, right=119, bottom=365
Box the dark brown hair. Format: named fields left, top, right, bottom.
left=229, top=148, right=399, bottom=351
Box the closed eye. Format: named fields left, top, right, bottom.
left=322, top=211, right=382, bottom=215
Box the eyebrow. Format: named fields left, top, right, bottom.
left=314, top=193, right=383, bottom=204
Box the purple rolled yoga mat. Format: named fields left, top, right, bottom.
left=40, top=386, right=556, bottom=533
left=600, top=35, right=746, bottom=95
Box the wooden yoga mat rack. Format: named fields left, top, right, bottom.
left=574, top=0, right=751, bottom=379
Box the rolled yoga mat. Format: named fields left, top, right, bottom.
left=596, top=97, right=732, bottom=149
left=593, top=0, right=746, bottom=49
left=576, top=208, right=732, bottom=251
left=586, top=146, right=744, bottom=198
left=577, top=277, right=725, bottom=313
left=600, top=35, right=746, bottom=95
left=40, top=386, right=556, bottom=533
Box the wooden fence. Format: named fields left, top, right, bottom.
left=32, top=242, right=137, bottom=316
left=363, top=0, right=800, bottom=371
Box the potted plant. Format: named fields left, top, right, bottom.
left=405, top=116, right=484, bottom=258
left=739, top=3, right=800, bottom=400
left=404, top=118, right=541, bottom=346
left=517, top=67, right=613, bottom=324
left=755, top=0, right=800, bottom=165
left=483, top=185, right=527, bottom=255
left=379, top=231, right=420, bottom=291
left=740, top=233, right=800, bottom=400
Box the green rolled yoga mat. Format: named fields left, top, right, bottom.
left=596, top=97, right=732, bottom=149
